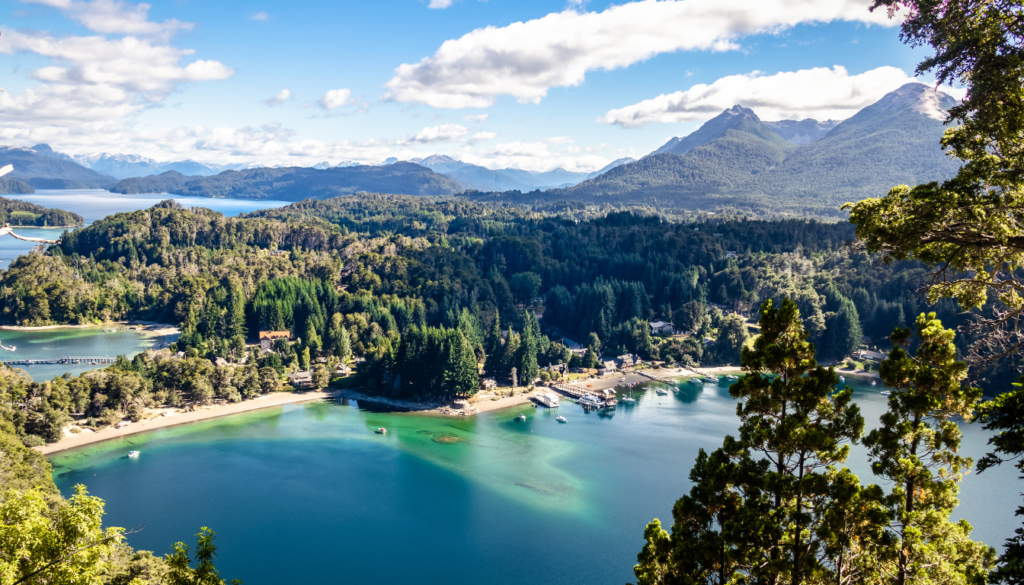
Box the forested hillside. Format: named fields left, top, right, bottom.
left=0, top=196, right=84, bottom=227
left=0, top=145, right=117, bottom=189
left=110, top=163, right=465, bottom=200
left=483, top=83, right=960, bottom=217
left=0, top=194, right=1014, bottom=398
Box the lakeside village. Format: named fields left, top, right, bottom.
left=24, top=297, right=889, bottom=447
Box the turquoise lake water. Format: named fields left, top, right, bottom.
left=50, top=377, right=1019, bottom=585
left=0, top=189, right=288, bottom=266
left=0, top=327, right=171, bottom=381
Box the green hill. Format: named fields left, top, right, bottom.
left=0, top=196, right=84, bottom=227
left=110, top=163, right=466, bottom=200
left=519, top=83, right=960, bottom=217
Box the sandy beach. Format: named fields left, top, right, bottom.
left=35, top=390, right=336, bottom=455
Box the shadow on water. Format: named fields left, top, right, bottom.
left=345, top=398, right=412, bottom=413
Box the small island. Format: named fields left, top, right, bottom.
left=0, top=195, right=84, bottom=228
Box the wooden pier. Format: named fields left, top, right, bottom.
left=548, top=382, right=590, bottom=398
left=0, top=356, right=116, bottom=366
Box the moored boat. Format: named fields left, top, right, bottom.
left=128, top=451, right=140, bottom=458
left=579, top=394, right=606, bottom=408
left=656, top=388, right=668, bottom=395
left=556, top=416, right=567, bottom=423
left=536, top=392, right=560, bottom=408
left=374, top=427, right=387, bottom=434
left=516, top=414, right=526, bottom=422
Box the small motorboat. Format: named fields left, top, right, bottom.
left=689, top=378, right=703, bottom=385
left=726, top=375, right=738, bottom=381
left=880, top=391, right=891, bottom=396
left=871, top=380, right=877, bottom=386
left=840, top=376, right=846, bottom=383
left=374, top=427, right=387, bottom=435
left=703, top=376, right=717, bottom=383
left=516, top=414, right=526, bottom=422
left=621, top=396, right=636, bottom=403
left=128, top=451, right=140, bottom=458
left=556, top=416, right=568, bottom=423
left=656, top=388, right=668, bottom=395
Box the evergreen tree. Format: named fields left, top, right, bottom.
left=484, top=311, right=504, bottom=378
left=823, top=299, right=862, bottom=360
left=516, top=310, right=540, bottom=385
left=633, top=298, right=865, bottom=585
left=327, top=313, right=351, bottom=361
left=864, top=313, right=995, bottom=585
left=443, top=331, right=479, bottom=401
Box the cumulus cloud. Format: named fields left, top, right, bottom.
left=598, top=66, right=921, bottom=127
left=384, top=0, right=895, bottom=108
left=24, top=0, right=193, bottom=40
left=404, top=123, right=470, bottom=144
left=262, top=89, right=292, bottom=106
left=547, top=136, right=574, bottom=144
left=0, top=1, right=233, bottom=128
left=428, top=0, right=453, bottom=8
left=318, top=88, right=352, bottom=110
left=251, top=11, right=269, bottom=20
left=462, top=113, right=489, bottom=123
left=468, top=131, right=497, bottom=143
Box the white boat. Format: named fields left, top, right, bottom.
left=688, top=378, right=703, bottom=385
left=556, top=416, right=568, bottom=423
left=726, top=375, right=738, bottom=381
left=579, top=394, right=606, bottom=408
left=516, top=414, right=526, bottom=422
left=128, top=451, right=140, bottom=458
left=871, top=380, right=877, bottom=386
left=621, top=395, right=636, bottom=403
left=840, top=376, right=846, bottom=383
left=703, top=375, right=718, bottom=383
left=656, top=388, right=668, bottom=395
left=880, top=391, right=891, bottom=396
left=536, top=392, right=560, bottom=408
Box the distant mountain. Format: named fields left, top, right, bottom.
left=408, top=155, right=597, bottom=191
left=763, top=119, right=840, bottom=145
left=584, top=157, right=636, bottom=180
left=528, top=83, right=960, bottom=217
left=0, top=145, right=117, bottom=189
left=109, top=163, right=465, bottom=200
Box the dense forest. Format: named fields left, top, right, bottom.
left=0, top=194, right=1014, bottom=402
left=0, top=196, right=84, bottom=227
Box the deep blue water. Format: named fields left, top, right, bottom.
left=50, top=377, right=1020, bottom=585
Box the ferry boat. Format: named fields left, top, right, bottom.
left=556, top=416, right=568, bottom=423
left=536, top=392, right=560, bottom=408
left=128, top=451, right=140, bottom=458
left=579, top=394, right=606, bottom=409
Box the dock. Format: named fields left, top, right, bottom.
left=0, top=356, right=116, bottom=366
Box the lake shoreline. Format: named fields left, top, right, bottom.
left=35, top=390, right=338, bottom=455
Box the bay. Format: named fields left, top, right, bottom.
left=0, top=189, right=288, bottom=266
left=50, top=377, right=1019, bottom=585
left=0, top=327, right=174, bottom=381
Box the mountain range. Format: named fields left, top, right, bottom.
left=520, top=82, right=960, bottom=217
left=109, top=163, right=465, bottom=200
left=0, top=83, right=961, bottom=217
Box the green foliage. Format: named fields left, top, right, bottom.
left=865, top=313, right=994, bottom=585
left=165, top=527, right=241, bottom=585
left=0, top=196, right=82, bottom=227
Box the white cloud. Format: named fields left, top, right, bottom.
left=451, top=141, right=608, bottom=172
left=547, top=136, right=574, bottom=144
left=262, top=89, right=292, bottom=106
left=0, top=2, right=232, bottom=128
left=468, top=131, right=497, bottom=143
left=598, top=66, right=921, bottom=127
left=251, top=11, right=269, bottom=20
left=405, top=123, right=470, bottom=144
left=384, top=0, right=895, bottom=108
left=24, top=0, right=193, bottom=40
left=462, top=113, right=489, bottom=123
left=428, top=0, right=453, bottom=8
left=318, top=88, right=352, bottom=110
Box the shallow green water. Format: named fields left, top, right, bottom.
left=0, top=327, right=167, bottom=380
left=51, top=378, right=1020, bottom=585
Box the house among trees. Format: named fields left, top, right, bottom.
left=480, top=378, right=497, bottom=390
left=649, top=321, right=675, bottom=335
left=599, top=361, right=617, bottom=375
left=855, top=349, right=886, bottom=361
left=286, top=371, right=313, bottom=389
left=335, top=363, right=352, bottom=376
left=259, top=331, right=291, bottom=351
left=725, top=251, right=738, bottom=259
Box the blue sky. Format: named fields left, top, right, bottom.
left=0, top=0, right=952, bottom=172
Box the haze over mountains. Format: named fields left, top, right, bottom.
left=0, top=83, right=958, bottom=217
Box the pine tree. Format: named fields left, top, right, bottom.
left=443, top=331, right=479, bottom=401
left=484, top=311, right=504, bottom=378
left=516, top=310, right=540, bottom=386
left=864, top=313, right=995, bottom=585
